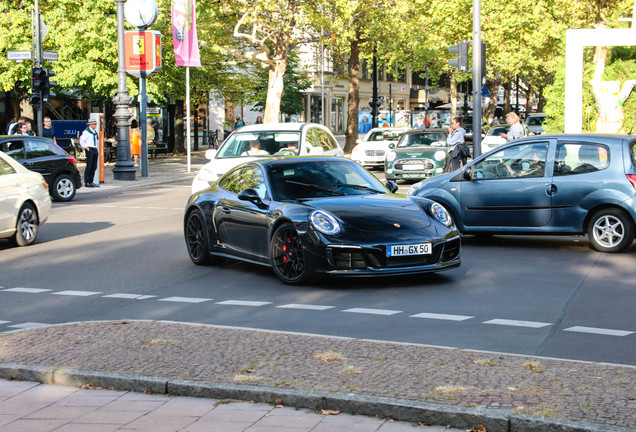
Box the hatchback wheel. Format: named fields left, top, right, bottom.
left=11, top=203, right=39, bottom=247
left=185, top=209, right=215, bottom=265
left=588, top=208, right=635, bottom=253
left=51, top=174, right=76, bottom=202
left=270, top=223, right=307, bottom=284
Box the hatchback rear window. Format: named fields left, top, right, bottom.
left=554, top=143, right=610, bottom=176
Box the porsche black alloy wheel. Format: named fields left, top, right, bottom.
left=185, top=209, right=213, bottom=265
left=270, top=223, right=307, bottom=284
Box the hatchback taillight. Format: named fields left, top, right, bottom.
left=67, top=156, right=77, bottom=165
left=627, top=174, right=636, bottom=189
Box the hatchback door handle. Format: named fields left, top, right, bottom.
left=546, top=184, right=557, bottom=196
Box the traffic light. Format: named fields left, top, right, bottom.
left=448, top=41, right=469, bottom=72
left=30, top=67, right=45, bottom=106
left=42, top=69, right=56, bottom=102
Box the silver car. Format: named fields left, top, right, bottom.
left=0, top=150, right=52, bottom=246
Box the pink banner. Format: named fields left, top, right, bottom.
left=171, top=0, right=201, bottom=67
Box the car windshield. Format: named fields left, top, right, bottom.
left=216, top=131, right=301, bottom=158
left=365, top=130, right=403, bottom=141
left=397, top=132, right=446, bottom=148
left=267, top=160, right=387, bottom=201
left=487, top=125, right=510, bottom=136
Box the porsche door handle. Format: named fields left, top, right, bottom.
left=222, top=207, right=231, bottom=214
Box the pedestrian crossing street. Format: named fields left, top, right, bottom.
left=1, top=286, right=633, bottom=338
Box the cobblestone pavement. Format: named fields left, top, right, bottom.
left=0, top=321, right=634, bottom=432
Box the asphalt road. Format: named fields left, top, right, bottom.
left=1, top=179, right=635, bottom=366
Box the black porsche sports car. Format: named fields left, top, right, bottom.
left=184, top=157, right=461, bottom=284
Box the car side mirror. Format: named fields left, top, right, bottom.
left=205, top=149, right=217, bottom=160
left=386, top=181, right=399, bottom=193
left=462, top=168, right=472, bottom=181
left=388, top=143, right=395, bottom=149
left=238, top=188, right=268, bottom=209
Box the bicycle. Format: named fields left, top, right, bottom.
left=209, top=129, right=219, bottom=149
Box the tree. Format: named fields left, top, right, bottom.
left=250, top=51, right=312, bottom=117
left=217, top=0, right=328, bottom=123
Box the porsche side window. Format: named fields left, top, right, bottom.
left=473, top=143, right=548, bottom=180
left=220, top=166, right=266, bottom=199
left=553, top=143, right=609, bottom=176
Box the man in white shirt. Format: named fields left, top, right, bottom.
left=79, top=119, right=100, bottom=187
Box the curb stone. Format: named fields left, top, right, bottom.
left=0, top=364, right=630, bottom=432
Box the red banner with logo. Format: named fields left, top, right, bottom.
left=171, top=0, right=201, bottom=67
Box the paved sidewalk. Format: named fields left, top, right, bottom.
left=1, top=151, right=634, bottom=432
left=0, top=321, right=633, bottom=432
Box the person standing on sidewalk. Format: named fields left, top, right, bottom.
left=447, top=117, right=467, bottom=171
left=80, top=119, right=100, bottom=187
left=42, top=116, right=57, bottom=145
left=129, top=119, right=141, bottom=167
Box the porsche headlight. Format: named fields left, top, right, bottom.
left=386, top=151, right=397, bottom=162
left=430, top=202, right=453, bottom=227
left=433, top=150, right=447, bottom=161
left=310, top=210, right=341, bottom=235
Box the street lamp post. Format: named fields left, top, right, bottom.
left=112, top=0, right=136, bottom=181
left=370, top=47, right=380, bottom=128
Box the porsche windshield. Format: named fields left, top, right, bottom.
left=268, top=160, right=386, bottom=200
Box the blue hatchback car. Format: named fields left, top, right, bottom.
left=409, top=134, right=636, bottom=253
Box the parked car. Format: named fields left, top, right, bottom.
left=184, top=157, right=460, bottom=284
left=0, top=150, right=51, bottom=246
left=409, top=134, right=636, bottom=253
left=351, top=127, right=408, bottom=169
left=480, top=124, right=532, bottom=154
left=384, top=129, right=451, bottom=182
left=191, top=123, right=344, bottom=193
left=0, top=136, right=82, bottom=202
left=525, top=113, right=546, bottom=134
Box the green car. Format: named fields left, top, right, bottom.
left=384, top=128, right=451, bottom=182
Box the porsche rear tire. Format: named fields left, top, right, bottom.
left=270, top=223, right=308, bottom=284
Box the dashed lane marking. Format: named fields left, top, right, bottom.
left=52, top=290, right=103, bottom=297
left=0, top=321, right=10, bottom=325
left=564, top=326, right=634, bottom=337
left=277, top=304, right=336, bottom=311
left=343, top=308, right=402, bottom=316
left=216, top=300, right=273, bottom=307
left=411, top=312, right=474, bottom=321
left=3, top=288, right=52, bottom=294
left=103, top=294, right=158, bottom=300
left=484, top=319, right=552, bottom=328
left=158, top=296, right=212, bottom=303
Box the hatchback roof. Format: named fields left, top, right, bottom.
left=234, top=123, right=324, bottom=133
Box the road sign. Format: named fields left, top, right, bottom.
left=42, top=50, right=58, bottom=61
left=7, top=50, right=32, bottom=61
left=124, top=30, right=162, bottom=78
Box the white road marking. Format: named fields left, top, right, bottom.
left=484, top=319, right=552, bottom=328
left=8, top=322, right=50, bottom=329
left=52, top=290, right=102, bottom=297
left=103, top=294, right=157, bottom=300
left=411, top=312, right=474, bottom=321
left=216, top=300, right=273, bottom=307
left=3, top=288, right=52, bottom=294
left=158, top=296, right=212, bottom=303
left=0, top=321, right=10, bottom=325
left=343, top=308, right=402, bottom=316
left=277, top=304, right=335, bottom=311
left=564, top=326, right=634, bottom=337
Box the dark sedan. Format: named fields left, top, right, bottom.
left=184, top=157, right=461, bottom=284
left=0, top=136, right=82, bottom=202
left=409, top=134, right=636, bottom=253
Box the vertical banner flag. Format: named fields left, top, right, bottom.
left=172, top=0, right=201, bottom=67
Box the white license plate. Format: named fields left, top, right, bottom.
left=403, top=164, right=425, bottom=171
left=387, top=242, right=431, bottom=257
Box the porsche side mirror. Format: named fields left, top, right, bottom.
left=386, top=181, right=399, bottom=193
left=238, top=188, right=268, bottom=209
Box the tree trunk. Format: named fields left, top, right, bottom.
left=449, top=74, right=457, bottom=118
left=175, top=100, right=185, bottom=154
left=502, top=82, right=512, bottom=115
left=264, top=58, right=287, bottom=123
left=345, top=37, right=361, bottom=154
